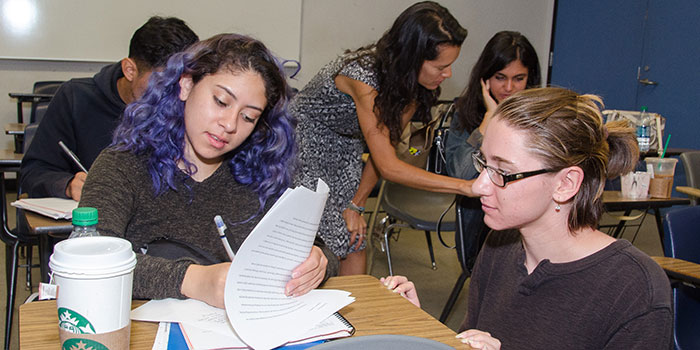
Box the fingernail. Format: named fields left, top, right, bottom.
left=291, top=272, right=299, bottom=279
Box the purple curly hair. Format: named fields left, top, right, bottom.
left=113, top=33, right=296, bottom=212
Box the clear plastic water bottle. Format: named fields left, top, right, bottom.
left=636, top=106, right=651, bottom=153
left=69, top=207, right=100, bottom=238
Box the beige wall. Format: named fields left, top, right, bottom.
left=0, top=0, right=554, bottom=150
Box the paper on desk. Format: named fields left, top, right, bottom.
left=132, top=294, right=354, bottom=349
left=11, top=197, right=78, bottom=219
left=225, top=178, right=354, bottom=349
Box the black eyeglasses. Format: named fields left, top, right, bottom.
left=472, top=151, right=556, bottom=187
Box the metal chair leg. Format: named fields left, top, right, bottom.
left=439, top=270, right=469, bottom=323
left=25, top=245, right=33, bottom=290
left=383, top=222, right=411, bottom=276
left=384, top=225, right=394, bottom=276
left=424, top=230, right=437, bottom=270
left=5, top=241, right=20, bottom=350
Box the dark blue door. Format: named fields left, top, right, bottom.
left=550, top=0, right=700, bottom=149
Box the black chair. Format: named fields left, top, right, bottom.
left=679, top=151, right=700, bottom=206
left=377, top=180, right=456, bottom=276
left=29, top=81, right=63, bottom=124
left=438, top=195, right=490, bottom=323
left=1, top=123, right=41, bottom=350
left=663, top=206, right=700, bottom=349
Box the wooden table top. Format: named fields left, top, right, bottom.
left=5, top=122, right=26, bottom=135
left=0, top=149, right=23, bottom=166
left=651, top=256, right=700, bottom=287
left=676, top=186, right=700, bottom=198
left=20, top=275, right=470, bottom=349
left=23, top=210, right=72, bottom=235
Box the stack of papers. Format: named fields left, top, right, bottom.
left=11, top=197, right=78, bottom=219
left=132, top=299, right=355, bottom=349
left=131, top=179, right=356, bottom=349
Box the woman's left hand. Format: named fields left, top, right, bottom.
left=285, top=246, right=328, bottom=297
left=343, top=208, right=367, bottom=249
left=380, top=275, right=420, bottom=307
left=456, top=329, right=502, bottom=350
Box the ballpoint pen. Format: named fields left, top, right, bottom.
left=214, top=215, right=236, bottom=261
left=58, top=141, right=89, bottom=173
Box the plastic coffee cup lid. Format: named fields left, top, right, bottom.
left=50, top=236, right=136, bottom=278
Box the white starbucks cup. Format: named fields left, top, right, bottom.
left=49, top=236, right=137, bottom=350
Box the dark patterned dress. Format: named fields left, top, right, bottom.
left=290, top=52, right=377, bottom=258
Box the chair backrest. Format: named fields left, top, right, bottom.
left=454, top=195, right=490, bottom=273
left=29, top=101, right=50, bottom=125
left=680, top=151, right=700, bottom=205
left=663, top=206, right=700, bottom=263
left=381, top=181, right=456, bottom=232
left=23, top=123, right=39, bottom=154
left=663, top=206, right=700, bottom=350
left=32, top=81, right=63, bottom=95
left=29, top=81, right=63, bottom=124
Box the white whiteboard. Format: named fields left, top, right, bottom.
left=0, top=0, right=301, bottom=62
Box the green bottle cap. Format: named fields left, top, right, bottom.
left=640, top=106, right=648, bottom=112
left=72, top=207, right=98, bottom=226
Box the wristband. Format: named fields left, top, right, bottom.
left=347, top=201, right=365, bottom=215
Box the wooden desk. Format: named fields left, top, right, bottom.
left=676, top=186, right=700, bottom=198
left=8, top=93, right=53, bottom=124
left=602, top=191, right=690, bottom=250
left=5, top=123, right=26, bottom=135
left=0, top=149, right=22, bottom=172
left=651, top=256, right=700, bottom=287
left=19, top=275, right=470, bottom=349
left=5, top=123, right=26, bottom=153
left=22, top=211, right=72, bottom=283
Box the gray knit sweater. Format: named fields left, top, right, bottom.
left=462, top=230, right=672, bottom=349
left=80, top=148, right=339, bottom=300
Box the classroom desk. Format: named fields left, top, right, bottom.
left=676, top=186, right=700, bottom=199
left=19, top=275, right=471, bottom=349
left=602, top=191, right=689, bottom=249
left=639, top=148, right=696, bottom=158
left=22, top=210, right=72, bottom=283
left=4, top=123, right=26, bottom=153
left=651, top=256, right=700, bottom=287
left=7, top=93, right=53, bottom=124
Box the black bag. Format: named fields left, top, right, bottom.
left=140, top=236, right=222, bottom=265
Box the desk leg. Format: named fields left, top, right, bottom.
left=611, top=209, right=632, bottom=238
left=39, top=235, right=51, bottom=283
left=654, top=208, right=665, bottom=253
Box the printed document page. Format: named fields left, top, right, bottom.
left=225, top=179, right=353, bottom=349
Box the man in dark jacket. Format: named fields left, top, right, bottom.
left=20, top=16, right=198, bottom=200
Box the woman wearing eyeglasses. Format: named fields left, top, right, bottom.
left=383, top=87, right=672, bottom=349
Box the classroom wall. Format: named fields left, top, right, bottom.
left=0, top=0, right=555, bottom=150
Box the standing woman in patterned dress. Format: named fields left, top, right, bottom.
left=290, top=1, right=473, bottom=275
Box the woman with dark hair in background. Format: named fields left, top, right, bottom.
left=385, top=87, right=672, bottom=349
left=291, top=1, right=472, bottom=275
left=80, top=34, right=338, bottom=308
left=445, top=31, right=541, bottom=271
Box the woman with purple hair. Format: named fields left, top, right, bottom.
left=80, top=34, right=338, bottom=308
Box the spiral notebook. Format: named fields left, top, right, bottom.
left=162, top=312, right=355, bottom=349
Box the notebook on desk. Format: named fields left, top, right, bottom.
left=11, top=197, right=78, bottom=219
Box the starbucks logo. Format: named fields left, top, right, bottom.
left=62, top=338, right=109, bottom=350
left=58, top=308, right=96, bottom=334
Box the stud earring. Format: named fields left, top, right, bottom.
left=555, top=204, right=561, bottom=212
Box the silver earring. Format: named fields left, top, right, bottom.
left=555, top=204, right=561, bottom=212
